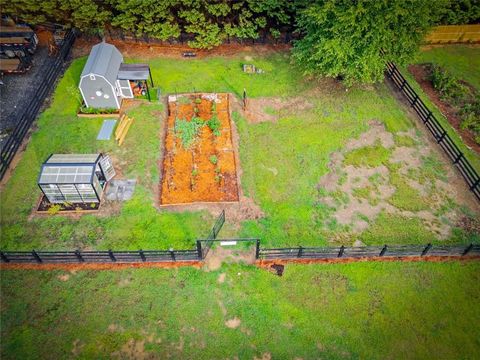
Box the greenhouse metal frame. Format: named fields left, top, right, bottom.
left=37, top=154, right=115, bottom=204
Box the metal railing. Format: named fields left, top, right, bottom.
left=258, top=243, right=480, bottom=260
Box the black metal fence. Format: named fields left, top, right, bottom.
left=0, top=249, right=200, bottom=263
left=0, top=29, right=77, bottom=180
left=258, top=243, right=480, bottom=260
left=2, top=243, right=478, bottom=265
left=196, top=210, right=226, bottom=259
left=385, top=62, right=480, bottom=201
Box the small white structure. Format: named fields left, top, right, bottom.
left=79, top=42, right=153, bottom=109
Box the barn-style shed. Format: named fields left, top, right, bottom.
left=79, top=42, right=153, bottom=109
left=38, top=154, right=115, bottom=204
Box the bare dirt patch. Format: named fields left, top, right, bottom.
left=317, top=121, right=478, bottom=240
left=72, top=37, right=291, bottom=60
left=225, top=317, right=241, bottom=329
left=204, top=246, right=256, bottom=271
left=112, top=339, right=152, bottom=360
left=239, top=96, right=313, bottom=123
left=217, top=273, right=226, bottom=283
left=160, top=93, right=239, bottom=204
left=57, top=274, right=70, bottom=281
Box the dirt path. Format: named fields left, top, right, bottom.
left=72, top=37, right=291, bottom=60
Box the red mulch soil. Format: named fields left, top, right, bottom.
left=408, top=64, right=480, bottom=154
left=0, top=261, right=202, bottom=271
left=160, top=93, right=239, bottom=205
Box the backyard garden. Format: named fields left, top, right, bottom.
left=1, top=46, right=479, bottom=252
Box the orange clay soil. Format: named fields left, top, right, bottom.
left=160, top=93, right=239, bottom=205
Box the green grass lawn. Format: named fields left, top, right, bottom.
left=1, top=50, right=478, bottom=251
left=1, top=261, right=479, bottom=359
left=415, top=45, right=480, bottom=90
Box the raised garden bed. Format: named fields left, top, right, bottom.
left=77, top=106, right=120, bottom=119
left=36, top=195, right=100, bottom=213
left=77, top=112, right=120, bottom=119
left=160, top=93, right=239, bottom=204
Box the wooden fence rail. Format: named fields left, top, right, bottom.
left=0, top=29, right=77, bottom=180
left=385, top=62, right=480, bottom=202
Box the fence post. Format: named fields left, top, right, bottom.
left=470, top=179, right=480, bottom=191
left=437, top=131, right=447, bottom=144
left=169, top=248, right=176, bottom=261
left=462, top=243, right=473, bottom=256
left=400, top=78, right=407, bottom=91
left=32, top=249, right=42, bottom=263
left=453, top=152, right=464, bottom=164
left=139, top=249, right=146, bottom=262
left=379, top=245, right=388, bottom=257
left=424, top=111, right=432, bottom=124
left=298, top=246, right=303, bottom=258
left=196, top=241, right=203, bottom=259
left=75, top=250, right=84, bottom=262
left=108, top=249, right=116, bottom=262
left=255, top=239, right=260, bottom=259
left=338, top=246, right=345, bottom=258
left=421, top=243, right=432, bottom=256
left=0, top=251, right=9, bottom=263
left=411, top=94, right=419, bottom=107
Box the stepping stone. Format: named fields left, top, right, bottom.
left=97, top=120, right=117, bottom=140
left=105, top=179, right=137, bottom=201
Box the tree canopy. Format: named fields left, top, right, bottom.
left=292, top=0, right=438, bottom=85
left=3, top=0, right=296, bottom=49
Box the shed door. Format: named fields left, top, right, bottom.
left=117, top=79, right=133, bottom=98
left=99, top=155, right=116, bottom=182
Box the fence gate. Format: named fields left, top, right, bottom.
left=196, top=210, right=225, bottom=259
left=196, top=238, right=261, bottom=262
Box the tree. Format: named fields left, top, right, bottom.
left=292, top=0, right=437, bottom=85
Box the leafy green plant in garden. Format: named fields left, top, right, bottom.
left=428, top=64, right=480, bottom=144
left=206, top=115, right=221, bottom=136
left=429, top=64, right=469, bottom=105
left=209, top=155, right=218, bottom=165
left=174, top=117, right=204, bottom=148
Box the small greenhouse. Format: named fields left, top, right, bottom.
left=79, top=42, right=154, bottom=109
left=37, top=154, right=115, bottom=204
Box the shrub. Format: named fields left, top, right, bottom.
left=428, top=64, right=469, bottom=105
left=459, top=100, right=480, bottom=144
left=79, top=106, right=118, bottom=114
left=174, top=117, right=204, bottom=148
left=206, top=115, right=221, bottom=136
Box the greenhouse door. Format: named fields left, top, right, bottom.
left=117, top=80, right=133, bottom=98
left=99, top=155, right=116, bottom=182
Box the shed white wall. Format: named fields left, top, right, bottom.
left=79, top=74, right=121, bottom=109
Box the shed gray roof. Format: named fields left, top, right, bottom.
left=117, top=63, right=150, bottom=80
left=81, top=43, right=123, bottom=85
